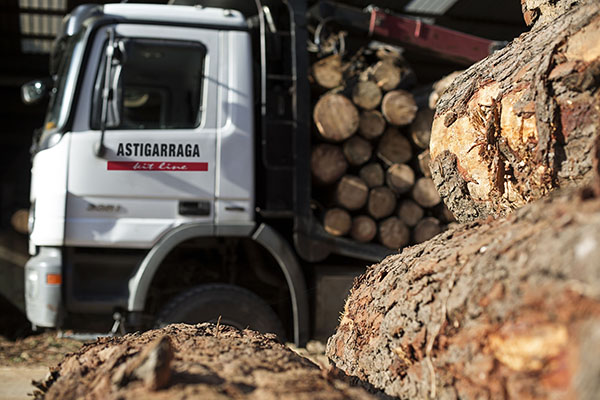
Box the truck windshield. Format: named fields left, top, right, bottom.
left=44, top=31, right=84, bottom=132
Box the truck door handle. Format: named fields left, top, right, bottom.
left=178, top=201, right=210, bottom=216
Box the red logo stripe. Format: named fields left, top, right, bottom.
left=107, top=161, right=208, bottom=171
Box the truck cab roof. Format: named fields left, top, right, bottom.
left=102, top=3, right=247, bottom=29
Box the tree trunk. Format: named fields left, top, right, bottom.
left=381, top=90, right=418, bottom=126
left=378, top=216, right=410, bottom=249
left=412, top=177, right=441, bottom=208
left=314, top=93, right=359, bottom=142
left=385, top=163, right=415, bottom=194
left=521, top=0, right=592, bottom=27
left=336, top=175, right=369, bottom=211
left=343, top=136, right=372, bottom=167
left=324, top=208, right=352, bottom=236
left=327, top=188, right=600, bottom=400
left=359, top=163, right=385, bottom=188
left=351, top=215, right=378, bottom=243
left=36, top=323, right=376, bottom=400
left=358, top=110, right=386, bottom=140
left=352, top=80, right=382, bottom=110
left=367, top=186, right=396, bottom=220
left=430, top=2, right=600, bottom=222
left=377, top=127, right=412, bottom=165
left=397, top=199, right=424, bottom=227
left=312, top=54, right=343, bottom=89
left=311, top=144, right=348, bottom=185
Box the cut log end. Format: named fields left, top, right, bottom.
left=324, top=208, right=352, bottom=236
left=412, top=177, right=441, bottom=208
left=311, top=144, right=348, bottom=185
left=381, top=90, right=418, bottom=126
left=413, top=217, right=442, bottom=243
left=378, top=216, right=410, bottom=249
left=359, top=163, right=385, bottom=188
left=352, top=81, right=383, bottom=110
left=386, top=163, right=415, bottom=194
left=358, top=110, right=386, bottom=140
left=336, top=175, right=369, bottom=211
left=313, top=94, right=359, bottom=142
left=351, top=215, right=377, bottom=243
left=410, top=107, right=434, bottom=149
left=377, top=127, right=412, bottom=165
left=343, top=136, right=373, bottom=167
left=367, top=186, right=397, bottom=220
left=397, top=199, right=424, bottom=227
left=312, top=54, right=343, bottom=89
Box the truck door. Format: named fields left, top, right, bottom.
left=66, top=24, right=219, bottom=247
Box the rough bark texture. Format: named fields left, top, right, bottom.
left=521, top=0, right=591, bottom=27
left=327, top=187, right=600, bottom=400
left=430, top=2, right=600, bottom=222
left=35, top=323, right=375, bottom=400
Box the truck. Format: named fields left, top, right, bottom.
left=19, top=0, right=504, bottom=346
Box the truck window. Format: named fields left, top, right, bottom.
left=91, top=38, right=206, bottom=130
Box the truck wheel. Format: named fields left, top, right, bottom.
left=155, top=283, right=286, bottom=340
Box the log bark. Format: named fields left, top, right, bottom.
left=377, top=127, right=412, bottom=165
left=351, top=215, right=378, bottom=243
left=428, top=71, right=462, bottom=109
left=409, top=107, right=434, bottom=149
left=327, top=188, right=600, bottom=400
left=36, top=323, right=376, bottom=400
left=381, top=90, right=418, bottom=126
left=342, top=136, right=372, bottom=167
left=378, top=216, right=410, bottom=249
left=397, top=199, right=424, bottom=227
left=324, top=208, right=352, bottom=236
left=413, top=216, right=442, bottom=243
left=359, top=163, right=385, bottom=188
left=358, top=110, right=386, bottom=140
left=311, top=144, right=348, bottom=185
left=367, top=186, right=397, bottom=220
left=521, top=0, right=591, bottom=27
left=312, top=54, right=343, bottom=89
left=412, top=177, right=441, bottom=208
left=336, top=175, right=369, bottom=211
left=352, top=80, right=382, bottom=110
left=430, top=2, right=600, bottom=222
left=314, top=94, right=359, bottom=142
left=385, top=163, right=415, bottom=194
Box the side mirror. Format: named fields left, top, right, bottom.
left=21, top=78, right=51, bottom=105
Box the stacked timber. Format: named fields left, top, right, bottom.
left=310, top=47, right=456, bottom=249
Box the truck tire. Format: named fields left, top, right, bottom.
left=155, top=283, right=286, bottom=340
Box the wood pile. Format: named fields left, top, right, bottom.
left=310, top=48, right=455, bottom=249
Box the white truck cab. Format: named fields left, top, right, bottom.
left=23, top=1, right=391, bottom=345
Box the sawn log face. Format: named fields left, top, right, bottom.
left=430, top=3, right=600, bottom=222
left=327, top=188, right=600, bottom=399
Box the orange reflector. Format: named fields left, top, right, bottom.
left=46, top=274, right=62, bottom=285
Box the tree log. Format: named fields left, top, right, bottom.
left=343, top=136, right=372, bottom=167
left=430, top=2, right=600, bottom=222
left=397, top=199, right=424, bottom=227
left=351, top=215, right=377, bottom=243
left=521, top=0, right=591, bottom=27
left=358, top=110, right=386, bottom=140
left=36, top=323, right=376, bottom=400
left=377, top=127, right=412, bottom=165
left=312, top=54, right=343, bottom=89
left=336, top=175, right=369, bottom=211
left=381, top=90, right=418, bottom=126
left=428, top=71, right=462, bottom=109
left=324, top=208, right=352, bottom=236
left=386, top=163, right=415, bottom=194
left=412, top=177, right=441, bottom=208
left=371, top=60, right=402, bottom=91
left=378, top=216, right=410, bottom=249
left=352, top=80, right=382, bottom=110
left=409, top=107, right=434, bottom=149
left=327, top=188, right=600, bottom=400
left=359, top=163, right=385, bottom=188
left=311, top=144, right=348, bottom=185
left=413, top=216, right=442, bottom=243
left=314, top=94, right=359, bottom=142
left=367, top=186, right=397, bottom=220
